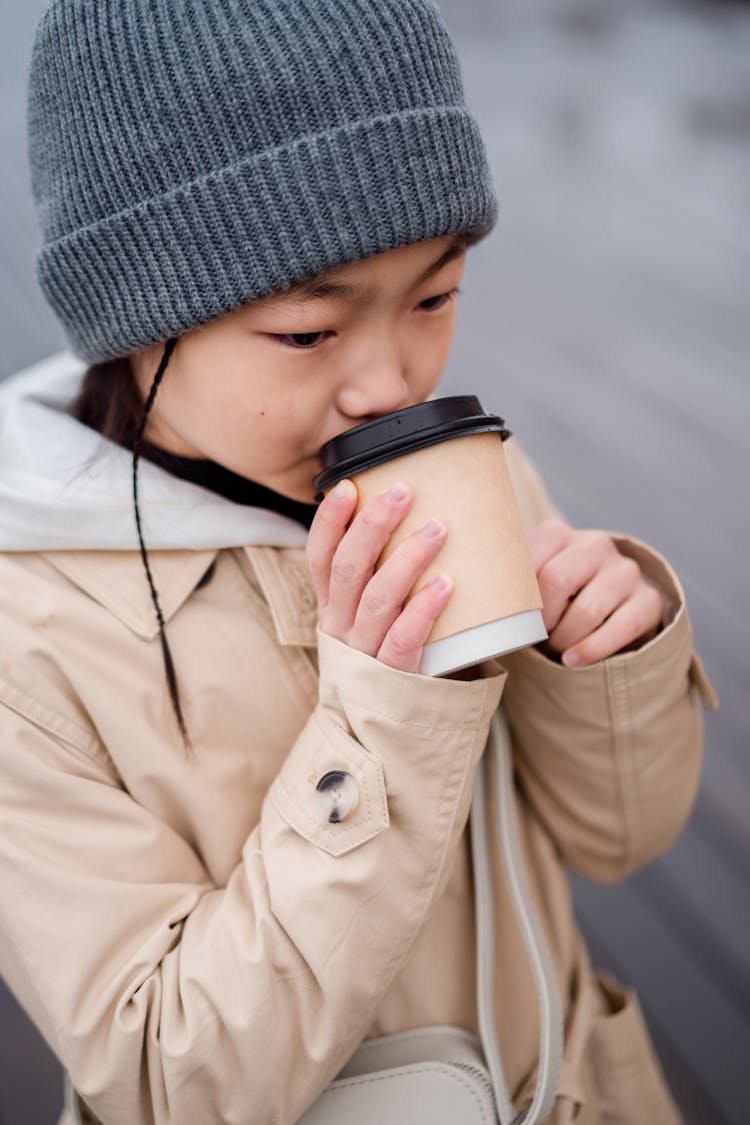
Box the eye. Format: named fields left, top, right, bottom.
left=271, top=331, right=332, bottom=349
left=417, top=287, right=459, bottom=312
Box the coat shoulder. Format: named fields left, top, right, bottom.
left=0, top=549, right=69, bottom=638
left=0, top=552, right=106, bottom=758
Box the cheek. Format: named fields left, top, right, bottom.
left=224, top=398, right=317, bottom=470
left=211, top=401, right=292, bottom=456
left=176, top=362, right=267, bottom=432
left=409, top=314, right=456, bottom=388
left=183, top=394, right=239, bottom=446
left=255, top=396, right=311, bottom=440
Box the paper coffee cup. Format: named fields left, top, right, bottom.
left=313, top=396, right=547, bottom=677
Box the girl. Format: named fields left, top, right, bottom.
left=0, top=1, right=715, bottom=1122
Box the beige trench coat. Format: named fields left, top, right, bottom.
left=0, top=442, right=716, bottom=1125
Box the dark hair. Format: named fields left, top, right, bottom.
left=72, top=354, right=144, bottom=448
left=73, top=343, right=190, bottom=746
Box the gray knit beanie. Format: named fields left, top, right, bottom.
left=27, top=0, right=497, bottom=364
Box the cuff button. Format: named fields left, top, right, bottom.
left=315, top=771, right=358, bottom=824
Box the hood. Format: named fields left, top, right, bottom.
left=0, top=352, right=309, bottom=552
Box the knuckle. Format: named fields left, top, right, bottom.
left=390, top=530, right=441, bottom=577
left=538, top=518, right=574, bottom=553
left=358, top=503, right=389, bottom=533
left=626, top=612, right=644, bottom=642
left=385, top=624, right=414, bottom=660
left=576, top=594, right=602, bottom=629
left=541, top=518, right=570, bottom=538
left=589, top=530, right=613, bottom=552
left=360, top=584, right=391, bottom=619
left=616, top=554, right=639, bottom=581
left=621, top=600, right=644, bottom=636
left=541, top=559, right=570, bottom=597
left=576, top=640, right=599, bottom=665
left=577, top=530, right=612, bottom=561
left=330, top=557, right=360, bottom=585
left=401, top=536, right=434, bottom=567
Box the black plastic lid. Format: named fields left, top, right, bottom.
left=313, top=396, right=511, bottom=498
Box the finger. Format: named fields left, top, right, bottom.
left=376, top=573, right=454, bottom=673
left=547, top=554, right=641, bottom=654
left=322, top=482, right=413, bottom=637
left=305, top=479, right=358, bottom=607
left=349, top=518, right=448, bottom=656
left=526, top=519, right=575, bottom=574
left=537, top=531, right=615, bottom=633
left=561, top=582, right=665, bottom=667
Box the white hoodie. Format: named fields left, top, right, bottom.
left=0, top=353, right=309, bottom=553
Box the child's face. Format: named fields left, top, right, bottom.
left=129, top=235, right=466, bottom=502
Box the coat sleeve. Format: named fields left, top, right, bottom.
left=500, top=437, right=717, bottom=883
left=0, top=630, right=505, bottom=1125
left=500, top=537, right=718, bottom=884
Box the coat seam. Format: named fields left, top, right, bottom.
left=335, top=692, right=490, bottom=734
left=0, top=675, right=106, bottom=763
left=605, top=661, right=638, bottom=877
left=360, top=679, right=488, bottom=1000
left=622, top=657, right=643, bottom=871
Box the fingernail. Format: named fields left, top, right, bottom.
left=421, top=519, right=445, bottom=538
left=387, top=483, right=408, bottom=503
left=431, top=573, right=452, bottom=592
left=333, top=479, right=354, bottom=502
left=562, top=650, right=580, bottom=667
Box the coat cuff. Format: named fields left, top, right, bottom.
left=315, top=626, right=508, bottom=735
left=268, top=627, right=507, bottom=862
left=523, top=534, right=718, bottom=710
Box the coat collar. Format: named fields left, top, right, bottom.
left=41, top=549, right=220, bottom=641
left=40, top=545, right=319, bottom=649
left=242, top=546, right=318, bottom=648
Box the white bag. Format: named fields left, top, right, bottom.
left=300, top=1026, right=497, bottom=1124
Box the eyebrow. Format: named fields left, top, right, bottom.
left=288, top=236, right=467, bottom=304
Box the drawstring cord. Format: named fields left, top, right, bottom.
left=131, top=337, right=190, bottom=746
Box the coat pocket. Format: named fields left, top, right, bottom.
left=586, top=971, right=681, bottom=1125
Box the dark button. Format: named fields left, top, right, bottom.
left=315, top=771, right=359, bottom=824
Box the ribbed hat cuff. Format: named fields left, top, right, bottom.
left=37, top=106, right=497, bottom=363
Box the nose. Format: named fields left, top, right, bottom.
left=335, top=350, right=409, bottom=422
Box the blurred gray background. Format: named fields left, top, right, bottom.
left=1, top=0, right=748, bottom=1122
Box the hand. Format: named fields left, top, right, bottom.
left=306, top=479, right=453, bottom=673
left=527, top=520, right=666, bottom=668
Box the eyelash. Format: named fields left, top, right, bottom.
left=417, top=287, right=460, bottom=312
left=270, top=287, right=460, bottom=349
